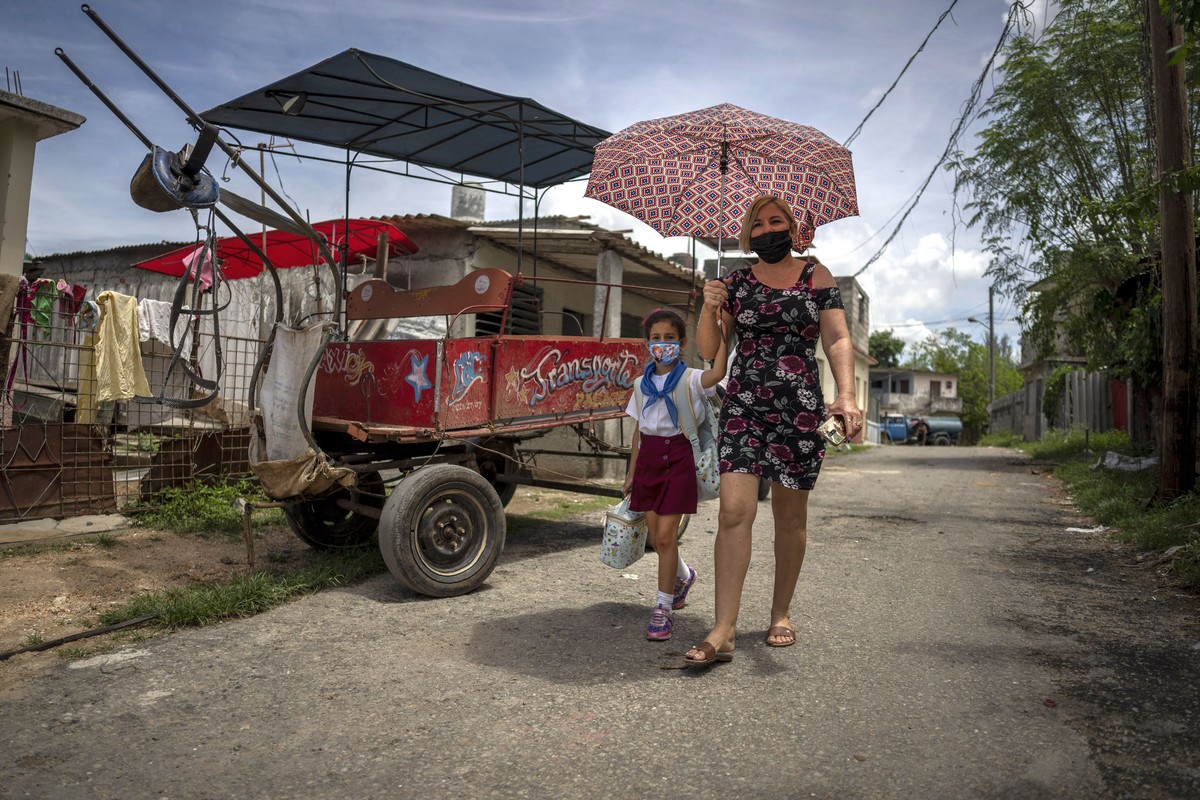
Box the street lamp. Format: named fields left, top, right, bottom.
left=967, top=287, right=995, bottom=406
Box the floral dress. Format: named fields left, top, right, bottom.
left=719, top=259, right=844, bottom=490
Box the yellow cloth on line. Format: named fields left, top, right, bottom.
left=95, top=290, right=151, bottom=402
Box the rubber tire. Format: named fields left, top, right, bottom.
left=933, top=434, right=951, bottom=446
left=378, top=464, right=506, bottom=597
left=472, top=439, right=520, bottom=507
left=282, top=471, right=384, bottom=550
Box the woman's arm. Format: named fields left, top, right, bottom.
left=697, top=277, right=733, bottom=361
left=813, top=264, right=863, bottom=431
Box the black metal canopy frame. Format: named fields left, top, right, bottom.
left=201, top=48, right=610, bottom=190
left=200, top=48, right=612, bottom=285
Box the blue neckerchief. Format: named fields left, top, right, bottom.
left=640, top=360, right=687, bottom=429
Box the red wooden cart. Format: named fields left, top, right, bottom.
left=281, top=267, right=652, bottom=596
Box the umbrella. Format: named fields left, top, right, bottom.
left=133, top=218, right=419, bottom=283
left=584, top=103, right=857, bottom=251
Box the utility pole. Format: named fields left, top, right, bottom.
left=987, top=286, right=994, bottom=407
left=968, top=286, right=995, bottom=428
left=1147, top=0, right=1198, bottom=500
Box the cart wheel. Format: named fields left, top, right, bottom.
left=473, top=440, right=520, bottom=507
left=758, top=478, right=771, bottom=501
left=378, top=464, right=506, bottom=597
left=282, top=471, right=384, bottom=550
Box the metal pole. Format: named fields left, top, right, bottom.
left=988, top=286, right=995, bottom=406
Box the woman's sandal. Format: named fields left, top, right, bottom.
left=766, top=625, right=796, bottom=648
left=684, top=641, right=734, bottom=665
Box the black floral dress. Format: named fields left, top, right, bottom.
left=719, top=259, right=844, bottom=490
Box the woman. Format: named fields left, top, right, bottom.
left=684, top=194, right=863, bottom=665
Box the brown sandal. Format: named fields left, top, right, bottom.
left=766, top=625, right=796, bottom=648
left=684, top=641, right=734, bottom=665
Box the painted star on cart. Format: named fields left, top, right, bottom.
left=406, top=352, right=432, bottom=402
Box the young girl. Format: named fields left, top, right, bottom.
left=623, top=307, right=728, bottom=641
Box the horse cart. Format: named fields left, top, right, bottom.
left=277, top=267, right=646, bottom=597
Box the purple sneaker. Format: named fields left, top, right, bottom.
left=672, top=566, right=697, bottom=610
left=646, top=606, right=674, bottom=640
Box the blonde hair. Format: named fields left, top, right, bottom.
left=738, top=195, right=798, bottom=253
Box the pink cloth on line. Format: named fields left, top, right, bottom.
left=181, top=244, right=215, bottom=291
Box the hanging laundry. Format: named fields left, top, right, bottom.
left=94, top=290, right=151, bottom=402
left=181, top=243, right=215, bottom=291
left=137, top=297, right=193, bottom=351
left=77, top=300, right=100, bottom=333
left=56, top=279, right=88, bottom=318
left=4, top=276, right=33, bottom=410
left=29, top=278, right=58, bottom=339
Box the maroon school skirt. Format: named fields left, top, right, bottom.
left=630, top=433, right=697, bottom=516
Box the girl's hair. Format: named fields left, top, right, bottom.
left=641, top=307, right=687, bottom=338
left=738, top=194, right=801, bottom=252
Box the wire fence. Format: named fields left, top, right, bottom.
left=2, top=296, right=258, bottom=523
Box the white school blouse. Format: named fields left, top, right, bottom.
left=623, top=367, right=717, bottom=437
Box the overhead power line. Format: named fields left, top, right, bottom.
left=843, top=0, right=961, bottom=148
left=852, top=2, right=1035, bottom=279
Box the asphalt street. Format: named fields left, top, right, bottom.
left=2, top=446, right=1198, bottom=799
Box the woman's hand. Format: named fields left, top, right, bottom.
left=622, top=474, right=634, bottom=495
left=702, top=277, right=731, bottom=313
left=826, top=394, right=864, bottom=438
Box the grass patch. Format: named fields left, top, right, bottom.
left=979, top=430, right=1024, bottom=448
left=521, top=494, right=614, bottom=522
left=97, top=546, right=386, bottom=630
left=134, top=479, right=284, bottom=537
left=1023, top=427, right=1200, bottom=590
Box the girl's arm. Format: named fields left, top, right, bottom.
left=623, top=425, right=640, bottom=496
left=699, top=330, right=729, bottom=389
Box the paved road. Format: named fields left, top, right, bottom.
left=2, top=446, right=1198, bottom=799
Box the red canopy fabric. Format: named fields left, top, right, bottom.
left=133, top=218, right=418, bottom=281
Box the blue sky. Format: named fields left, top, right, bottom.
left=4, top=0, right=1052, bottom=351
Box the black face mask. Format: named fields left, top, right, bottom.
left=749, top=229, right=793, bottom=264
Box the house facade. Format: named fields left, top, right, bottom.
left=868, top=368, right=964, bottom=417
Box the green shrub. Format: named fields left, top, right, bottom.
left=134, top=479, right=282, bottom=536
left=1027, top=428, right=1135, bottom=462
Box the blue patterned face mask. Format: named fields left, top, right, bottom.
left=648, top=340, right=681, bottom=365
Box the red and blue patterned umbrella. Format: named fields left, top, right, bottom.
left=584, top=103, right=857, bottom=249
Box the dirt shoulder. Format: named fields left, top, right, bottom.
left=0, top=486, right=595, bottom=692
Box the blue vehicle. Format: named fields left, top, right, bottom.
left=880, top=414, right=962, bottom=446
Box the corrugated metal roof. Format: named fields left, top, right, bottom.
left=380, top=213, right=702, bottom=303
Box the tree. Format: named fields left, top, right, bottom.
left=868, top=329, right=906, bottom=367
left=950, top=0, right=1200, bottom=453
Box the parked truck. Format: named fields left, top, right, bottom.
left=880, top=414, right=962, bottom=446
